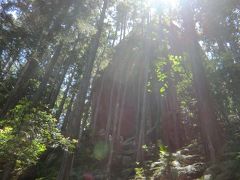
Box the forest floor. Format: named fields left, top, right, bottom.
left=131, top=142, right=240, bottom=180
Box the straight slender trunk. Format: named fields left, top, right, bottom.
left=161, top=63, right=184, bottom=151
left=136, top=18, right=150, bottom=161
left=2, top=57, right=15, bottom=79
left=57, top=1, right=108, bottom=179
left=78, top=90, right=93, bottom=146
left=91, top=68, right=108, bottom=134
left=106, top=91, right=121, bottom=179
left=105, top=58, right=132, bottom=178
left=0, top=59, right=38, bottom=118
left=120, top=22, right=123, bottom=41
left=112, top=22, right=119, bottom=47
left=0, top=1, right=75, bottom=116
left=47, top=71, right=65, bottom=108
left=48, top=41, right=79, bottom=108
left=61, top=92, right=75, bottom=133
left=32, top=43, right=63, bottom=106
left=123, top=16, right=127, bottom=38
left=55, top=70, right=74, bottom=120
left=48, top=65, right=71, bottom=109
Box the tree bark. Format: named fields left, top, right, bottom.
left=47, top=41, right=79, bottom=108
left=0, top=58, right=38, bottom=118
left=61, top=92, right=75, bottom=133
left=112, top=22, right=120, bottom=47
left=57, top=1, right=108, bottom=179
left=48, top=64, right=71, bottom=109
left=32, top=43, right=63, bottom=106
left=181, top=2, right=223, bottom=161
left=55, top=70, right=74, bottom=120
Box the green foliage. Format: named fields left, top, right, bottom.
left=142, top=144, right=149, bottom=152
left=150, top=145, right=172, bottom=177
left=0, top=100, right=75, bottom=173
left=155, top=58, right=168, bottom=95
left=134, top=163, right=145, bottom=179
left=154, top=55, right=189, bottom=96
left=1, top=0, right=240, bottom=179
left=134, top=144, right=172, bottom=179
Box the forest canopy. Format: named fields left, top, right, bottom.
left=0, top=0, right=240, bottom=179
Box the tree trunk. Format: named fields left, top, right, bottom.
left=2, top=161, right=15, bottom=180
left=0, top=58, right=38, bottom=118
left=2, top=57, right=15, bottom=79
left=32, top=43, right=63, bottom=106
left=55, top=70, right=74, bottom=120
left=136, top=17, right=151, bottom=161
left=181, top=2, right=223, bottom=161
left=61, top=92, right=75, bottom=133
left=161, top=63, right=184, bottom=151
left=123, top=15, right=127, bottom=38
left=112, top=22, right=120, bottom=47
left=48, top=65, right=71, bottom=109
left=57, top=1, right=108, bottom=179
left=47, top=41, right=79, bottom=108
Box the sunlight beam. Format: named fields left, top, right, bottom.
left=148, top=0, right=179, bottom=10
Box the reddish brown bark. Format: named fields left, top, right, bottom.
left=181, top=1, right=223, bottom=161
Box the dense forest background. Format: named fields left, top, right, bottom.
left=0, top=0, right=240, bottom=179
